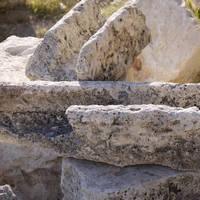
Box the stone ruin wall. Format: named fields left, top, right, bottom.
left=0, top=0, right=200, bottom=199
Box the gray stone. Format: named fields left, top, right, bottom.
left=76, top=3, right=150, bottom=81
left=61, top=158, right=200, bottom=200
left=64, top=105, right=200, bottom=170
left=0, top=82, right=199, bottom=114
left=0, top=142, right=63, bottom=200
left=0, top=185, right=16, bottom=200
left=26, top=0, right=105, bottom=81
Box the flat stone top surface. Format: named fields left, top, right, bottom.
left=0, top=36, right=41, bottom=83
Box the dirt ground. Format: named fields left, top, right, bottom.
left=0, top=6, right=65, bottom=42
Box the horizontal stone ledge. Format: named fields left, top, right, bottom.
left=65, top=105, right=200, bottom=170
left=61, top=158, right=200, bottom=200
left=0, top=81, right=199, bottom=113
left=1, top=104, right=199, bottom=171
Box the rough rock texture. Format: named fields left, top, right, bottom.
left=0, top=142, right=63, bottom=200
left=0, top=82, right=199, bottom=113
left=0, top=36, right=41, bottom=83
left=126, top=0, right=200, bottom=83
left=26, top=0, right=105, bottom=81
left=61, top=158, right=200, bottom=200
left=0, top=82, right=199, bottom=172
left=76, top=3, right=150, bottom=81
left=65, top=105, right=200, bottom=170
left=0, top=185, right=16, bottom=200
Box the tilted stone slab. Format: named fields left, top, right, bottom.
left=65, top=105, right=200, bottom=170
left=76, top=3, right=150, bottom=81
left=61, top=158, right=200, bottom=200
left=126, top=0, right=200, bottom=83
left=26, top=0, right=105, bottom=81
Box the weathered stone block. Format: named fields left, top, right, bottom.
left=65, top=105, right=200, bottom=170
left=26, top=0, right=105, bottom=81
left=0, top=36, right=41, bottom=83
left=0, top=82, right=199, bottom=170
left=61, top=158, right=200, bottom=200
left=76, top=3, right=150, bottom=81
left=126, top=0, right=200, bottom=83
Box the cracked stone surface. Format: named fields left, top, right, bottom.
left=76, top=3, right=150, bottom=81
left=26, top=0, right=105, bottom=81
left=61, top=158, right=200, bottom=200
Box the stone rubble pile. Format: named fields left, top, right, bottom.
left=0, top=0, right=200, bottom=199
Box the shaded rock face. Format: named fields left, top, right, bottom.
left=0, top=185, right=16, bottom=200
left=61, top=158, right=200, bottom=200
left=0, top=142, right=63, bottom=200
left=26, top=0, right=105, bottom=81
left=126, top=0, right=200, bottom=83
left=76, top=3, right=150, bottom=81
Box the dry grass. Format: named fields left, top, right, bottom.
left=186, top=0, right=200, bottom=19
left=101, top=1, right=127, bottom=18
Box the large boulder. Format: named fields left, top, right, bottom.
left=25, top=0, right=105, bottom=81
left=0, top=36, right=41, bottom=83
left=76, top=3, right=150, bottom=81
left=126, top=0, right=200, bottom=83
left=61, top=158, right=200, bottom=200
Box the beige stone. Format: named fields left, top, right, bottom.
left=65, top=105, right=200, bottom=170
left=0, top=36, right=41, bottom=83
left=0, top=82, right=199, bottom=113
left=76, top=3, right=150, bottom=81
left=26, top=0, right=105, bottom=81
left=126, top=0, right=200, bottom=83
left=61, top=158, right=200, bottom=200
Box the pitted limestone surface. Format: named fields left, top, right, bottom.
left=76, top=3, right=150, bottom=81
left=26, top=0, right=105, bottom=81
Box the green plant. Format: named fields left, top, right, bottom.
left=101, top=1, right=127, bottom=18
left=186, top=0, right=200, bottom=19
left=25, top=0, right=75, bottom=17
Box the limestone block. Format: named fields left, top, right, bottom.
left=126, top=0, right=200, bottom=83
left=0, top=36, right=41, bottom=83
left=26, top=0, right=105, bottom=81
left=0, top=142, right=62, bottom=200
left=61, top=158, right=200, bottom=200
left=65, top=105, right=200, bottom=170
left=0, top=185, right=16, bottom=200
left=76, top=3, right=150, bottom=81
left=0, top=81, right=199, bottom=113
